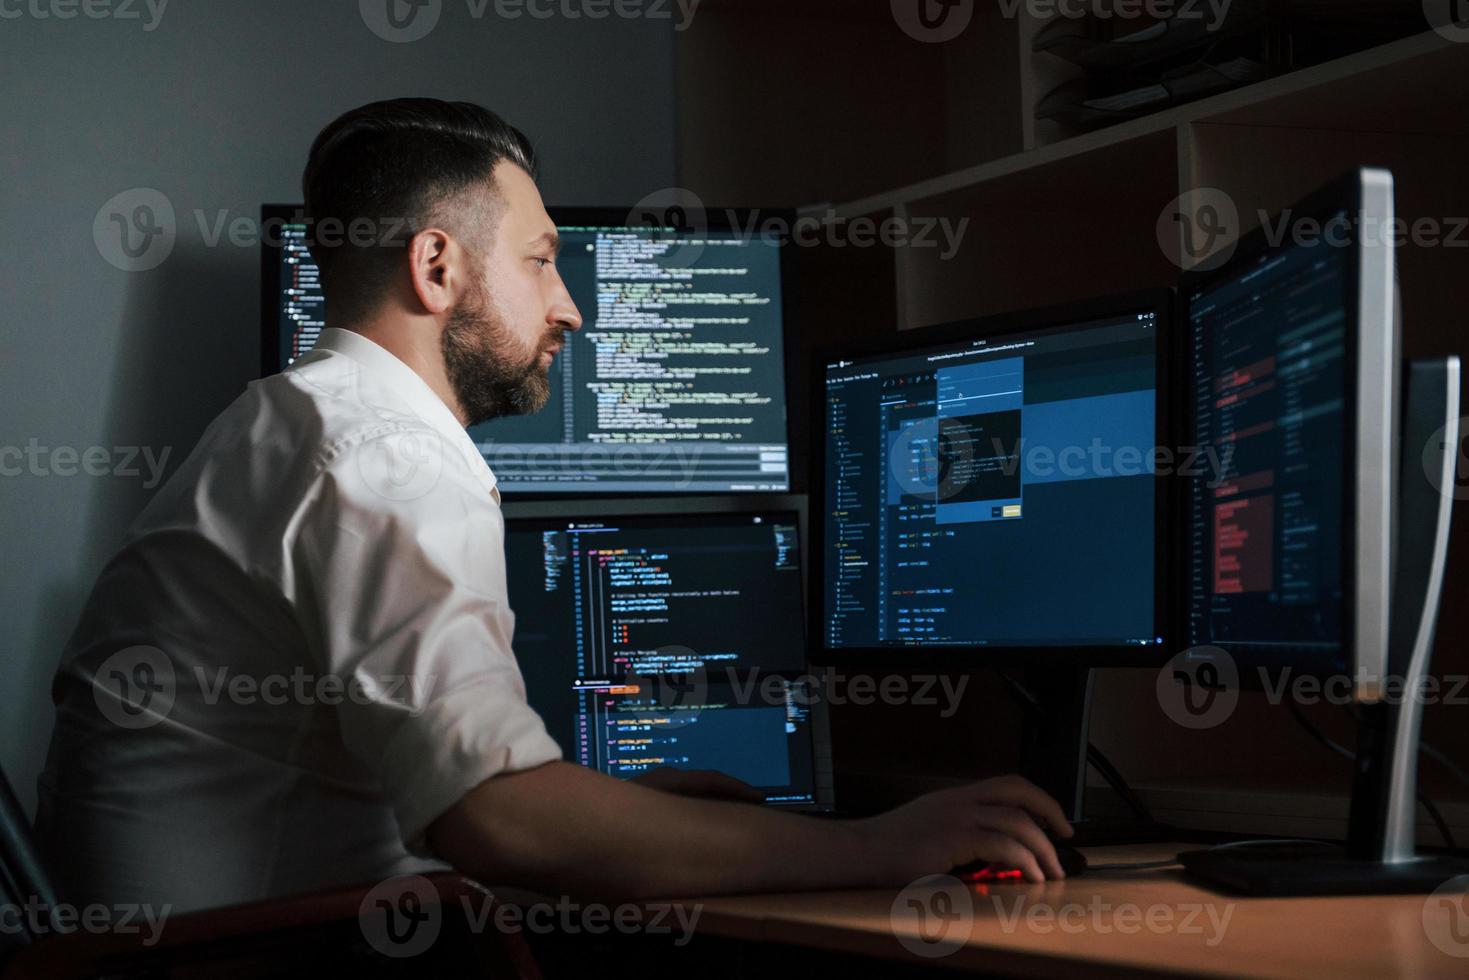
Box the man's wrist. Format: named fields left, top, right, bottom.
left=830, top=817, right=889, bottom=887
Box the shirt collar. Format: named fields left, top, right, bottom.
left=310, top=327, right=500, bottom=503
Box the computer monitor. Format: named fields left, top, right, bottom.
left=813, top=292, right=1173, bottom=663
left=501, top=498, right=833, bottom=810
left=1179, top=168, right=1398, bottom=693
left=1177, top=170, right=1469, bottom=894
left=259, top=205, right=794, bottom=495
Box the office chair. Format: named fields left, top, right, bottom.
left=0, top=766, right=542, bottom=979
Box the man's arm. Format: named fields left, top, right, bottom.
left=427, top=762, right=1072, bottom=901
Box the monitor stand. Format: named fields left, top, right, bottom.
left=1018, top=665, right=1173, bottom=845
left=1018, top=664, right=1092, bottom=826
left=1182, top=357, right=1469, bottom=895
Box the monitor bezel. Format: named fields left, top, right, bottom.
left=807, top=289, right=1178, bottom=670
left=1177, top=168, right=1397, bottom=694
left=259, top=203, right=800, bottom=498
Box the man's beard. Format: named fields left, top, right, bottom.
left=441, top=280, right=563, bottom=427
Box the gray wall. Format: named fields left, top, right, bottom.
left=0, top=0, right=678, bottom=816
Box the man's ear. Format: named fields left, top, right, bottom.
left=406, top=227, right=459, bottom=315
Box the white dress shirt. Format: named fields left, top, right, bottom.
left=36, top=328, right=562, bottom=913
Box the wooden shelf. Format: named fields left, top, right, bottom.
left=827, top=30, right=1467, bottom=219
left=894, top=126, right=1182, bottom=327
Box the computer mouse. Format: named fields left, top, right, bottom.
left=951, top=841, right=1087, bottom=882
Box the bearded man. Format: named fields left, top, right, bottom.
left=37, top=99, right=1072, bottom=913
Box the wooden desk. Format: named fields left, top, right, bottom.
left=683, top=844, right=1469, bottom=979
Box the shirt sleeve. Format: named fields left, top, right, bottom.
left=290, top=419, right=563, bottom=852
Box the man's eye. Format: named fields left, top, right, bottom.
left=533, top=256, right=553, bottom=269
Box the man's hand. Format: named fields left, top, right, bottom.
left=630, top=767, right=765, bottom=804
left=854, top=775, right=1075, bottom=883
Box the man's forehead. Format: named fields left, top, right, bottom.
left=492, top=162, right=553, bottom=235
left=494, top=160, right=540, bottom=206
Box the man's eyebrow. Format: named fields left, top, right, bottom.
left=529, top=231, right=562, bottom=256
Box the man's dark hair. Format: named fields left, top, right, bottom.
left=302, top=98, right=537, bottom=325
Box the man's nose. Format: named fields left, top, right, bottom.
left=552, top=295, right=582, bottom=332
